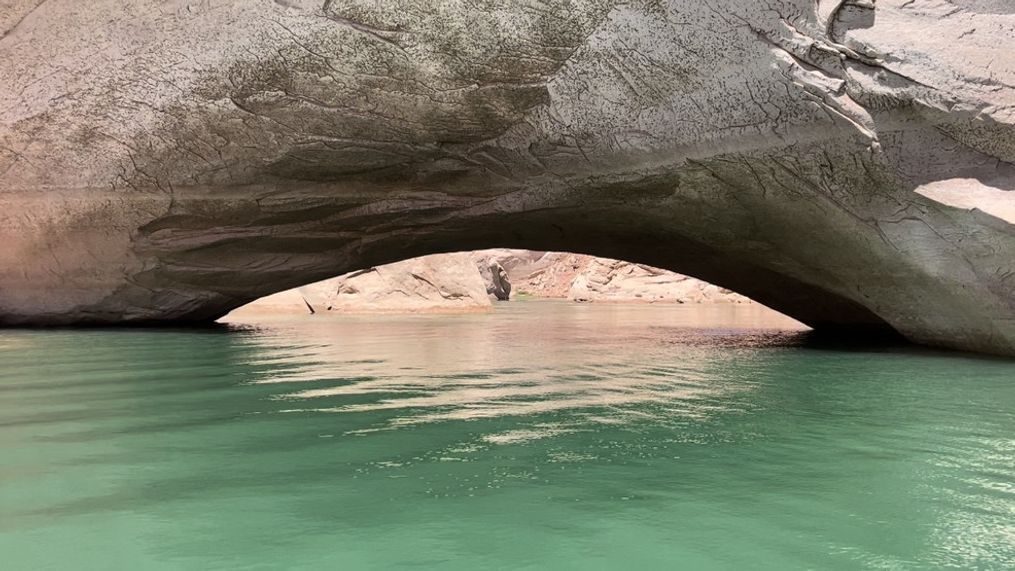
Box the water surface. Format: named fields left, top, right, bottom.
left=1, top=302, right=1013, bottom=569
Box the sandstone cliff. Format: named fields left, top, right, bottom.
left=1, top=1, right=1014, bottom=354
left=228, top=253, right=491, bottom=317
left=478, top=251, right=750, bottom=304
left=230, top=250, right=745, bottom=317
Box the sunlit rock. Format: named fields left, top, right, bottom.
left=474, top=250, right=750, bottom=304
left=565, top=257, right=750, bottom=304
left=472, top=254, right=513, bottom=302
left=0, top=0, right=1013, bottom=354
left=313, top=253, right=491, bottom=314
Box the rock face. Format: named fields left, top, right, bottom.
left=232, top=249, right=742, bottom=315
left=475, top=257, right=513, bottom=302
left=474, top=250, right=749, bottom=303
left=484, top=252, right=590, bottom=299
left=225, top=287, right=319, bottom=318
left=566, top=257, right=748, bottom=304
left=1, top=1, right=1014, bottom=355
left=319, top=252, right=490, bottom=313
left=231, top=252, right=492, bottom=316
left=304, top=252, right=493, bottom=314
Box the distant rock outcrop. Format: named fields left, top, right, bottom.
left=231, top=250, right=747, bottom=317
left=320, top=253, right=491, bottom=313
left=567, top=257, right=748, bottom=304
left=474, top=257, right=512, bottom=301
left=476, top=251, right=749, bottom=304
left=227, top=253, right=491, bottom=317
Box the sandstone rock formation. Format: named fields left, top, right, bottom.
left=225, top=287, right=319, bottom=318
left=475, top=257, right=513, bottom=301
left=230, top=252, right=491, bottom=317
left=474, top=250, right=749, bottom=303
left=1, top=1, right=1013, bottom=355
left=231, top=249, right=743, bottom=315
left=484, top=251, right=591, bottom=299
left=567, top=257, right=748, bottom=304
left=322, top=252, right=491, bottom=313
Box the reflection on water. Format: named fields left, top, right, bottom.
left=233, top=304, right=807, bottom=431
left=0, top=301, right=1012, bottom=570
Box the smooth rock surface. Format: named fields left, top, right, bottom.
left=231, top=252, right=491, bottom=316
left=226, top=287, right=319, bottom=318
left=1, top=0, right=1013, bottom=354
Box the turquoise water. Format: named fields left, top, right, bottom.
left=1, top=302, right=1013, bottom=570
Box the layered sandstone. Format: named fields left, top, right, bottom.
left=1, top=1, right=1013, bottom=355
left=230, top=249, right=747, bottom=316
left=227, top=252, right=491, bottom=317
left=477, top=251, right=750, bottom=303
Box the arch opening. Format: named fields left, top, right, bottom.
left=223, top=249, right=769, bottom=319
left=178, top=193, right=897, bottom=339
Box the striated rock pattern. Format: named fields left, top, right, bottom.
left=565, top=256, right=748, bottom=304
left=1, top=1, right=1013, bottom=355
left=475, top=250, right=749, bottom=303
left=232, top=249, right=743, bottom=315
left=228, top=252, right=493, bottom=317
left=318, top=252, right=491, bottom=314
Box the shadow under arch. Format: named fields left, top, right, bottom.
left=127, top=177, right=900, bottom=340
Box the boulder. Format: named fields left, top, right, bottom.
left=487, top=262, right=512, bottom=301
left=314, top=253, right=491, bottom=314
left=472, top=254, right=513, bottom=301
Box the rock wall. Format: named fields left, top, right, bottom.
left=475, top=250, right=750, bottom=303
left=228, top=252, right=491, bottom=317
left=1, top=1, right=1014, bottom=354
left=231, top=250, right=744, bottom=316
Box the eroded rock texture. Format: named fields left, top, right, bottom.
left=228, top=252, right=493, bottom=317
left=312, top=252, right=493, bottom=313
left=1, top=1, right=1013, bottom=355
left=472, top=249, right=750, bottom=303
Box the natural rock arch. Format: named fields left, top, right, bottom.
left=0, top=0, right=1013, bottom=355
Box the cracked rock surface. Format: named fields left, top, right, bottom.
left=470, top=249, right=750, bottom=303
left=0, top=0, right=1013, bottom=355
left=227, top=252, right=493, bottom=317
